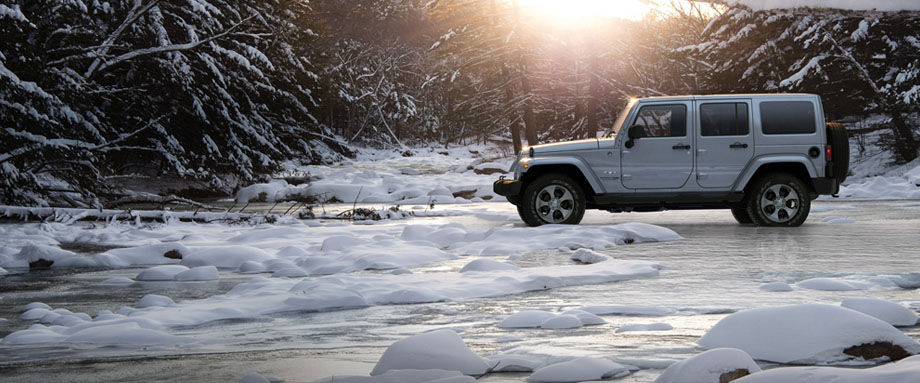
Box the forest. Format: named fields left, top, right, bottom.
left=1, top=0, right=918, bottom=207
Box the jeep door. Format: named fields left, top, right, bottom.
left=695, top=99, right=754, bottom=188
left=620, top=101, right=693, bottom=189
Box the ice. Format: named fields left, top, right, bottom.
left=0, top=266, right=7, bottom=275
left=136, top=265, right=191, bottom=281
left=759, top=282, right=793, bottom=292
left=823, top=216, right=856, bottom=224
left=106, top=243, right=188, bottom=265
left=654, top=348, right=761, bottom=383
left=841, top=298, right=919, bottom=327
left=741, top=354, right=920, bottom=383
left=370, top=329, right=489, bottom=376
left=571, top=248, right=611, bottom=264
left=698, top=304, right=920, bottom=364
left=581, top=305, right=677, bottom=316
left=102, top=277, right=135, bottom=284
left=313, top=369, right=475, bottom=383
left=528, top=357, right=629, bottom=382
left=459, top=258, right=519, bottom=273
left=797, top=277, right=870, bottom=291
left=616, top=323, right=673, bottom=333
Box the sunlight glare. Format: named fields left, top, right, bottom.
left=517, top=0, right=652, bottom=23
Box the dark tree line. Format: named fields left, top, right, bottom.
left=1, top=0, right=918, bottom=207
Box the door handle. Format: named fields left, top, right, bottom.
left=730, top=142, right=749, bottom=149
left=672, top=143, right=691, bottom=150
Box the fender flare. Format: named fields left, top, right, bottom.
left=522, top=156, right=606, bottom=194
left=733, top=155, right=820, bottom=192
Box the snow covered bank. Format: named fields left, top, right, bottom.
left=834, top=163, right=920, bottom=200
left=698, top=304, right=920, bottom=364
left=2, top=257, right=662, bottom=345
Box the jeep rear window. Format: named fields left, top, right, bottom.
left=632, top=104, right=686, bottom=138
left=700, top=103, right=749, bottom=136
left=760, top=101, right=816, bottom=134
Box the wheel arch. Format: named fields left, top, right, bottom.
left=735, top=157, right=818, bottom=194
left=520, top=159, right=603, bottom=196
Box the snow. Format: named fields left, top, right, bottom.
left=740, top=354, right=920, bottom=383
left=174, top=265, right=220, bottom=281
left=733, top=0, right=920, bottom=11
left=759, top=282, right=793, bottom=292
left=698, top=304, right=920, bottom=364
left=571, top=248, right=611, bottom=264
left=370, top=329, right=489, bottom=376
left=797, top=277, right=870, bottom=291
left=501, top=309, right=605, bottom=329
left=616, top=323, right=673, bottom=333
left=841, top=298, right=919, bottom=326
left=314, top=369, right=475, bottom=383
left=538, top=315, right=583, bottom=329
left=528, top=357, right=629, bottom=382
left=655, top=348, right=761, bottom=383
left=459, top=258, right=519, bottom=272
left=836, top=165, right=920, bottom=199
left=500, top=310, right=557, bottom=328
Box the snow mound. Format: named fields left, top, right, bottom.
left=102, top=277, right=135, bottom=284
left=487, top=354, right=543, bottom=372
left=797, top=277, right=870, bottom=291
left=528, top=357, right=629, bottom=382
left=841, top=298, right=918, bottom=327
left=655, top=348, right=761, bottom=383
left=560, top=309, right=606, bottom=325
left=370, top=329, right=489, bottom=376
left=571, top=248, right=611, bottom=264
left=181, top=246, right=273, bottom=269
left=581, top=305, right=676, bottom=316
left=500, top=310, right=557, bottom=328
left=698, top=304, right=920, bottom=364
left=23, top=302, right=51, bottom=311
left=539, top=315, right=583, bottom=329
left=740, top=354, right=920, bottom=383
left=459, top=258, right=519, bottom=273
left=616, top=323, right=673, bottom=333
left=174, top=266, right=220, bottom=281
left=136, top=294, right=176, bottom=308
left=759, top=282, right=793, bottom=292
left=314, top=369, right=475, bottom=383
left=136, top=265, right=191, bottom=281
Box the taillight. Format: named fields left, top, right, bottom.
left=825, top=145, right=832, bottom=161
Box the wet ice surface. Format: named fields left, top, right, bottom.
left=1, top=200, right=920, bottom=382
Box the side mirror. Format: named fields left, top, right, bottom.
left=627, top=124, right=644, bottom=139
left=625, top=124, right=644, bottom=148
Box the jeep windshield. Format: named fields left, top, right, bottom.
left=609, top=98, right=637, bottom=137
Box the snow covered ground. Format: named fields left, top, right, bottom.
left=1, top=145, right=920, bottom=382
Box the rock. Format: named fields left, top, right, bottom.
left=29, top=258, right=54, bottom=269
left=452, top=190, right=477, bottom=199
left=473, top=167, right=505, bottom=175
left=163, top=249, right=183, bottom=260
left=844, top=341, right=911, bottom=361
left=719, top=369, right=752, bottom=383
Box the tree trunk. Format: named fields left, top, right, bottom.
left=586, top=53, right=599, bottom=139
left=521, top=72, right=538, bottom=146
left=888, top=104, right=919, bottom=162
left=502, top=66, right=523, bottom=154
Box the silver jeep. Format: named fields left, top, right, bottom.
left=494, top=94, right=849, bottom=227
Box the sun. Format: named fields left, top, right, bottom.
left=516, top=0, right=653, bottom=23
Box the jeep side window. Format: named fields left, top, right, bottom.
left=700, top=103, right=749, bottom=136
left=760, top=101, right=816, bottom=134
left=632, top=105, right=686, bottom=137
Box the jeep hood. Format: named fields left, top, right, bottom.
left=530, top=138, right=599, bottom=154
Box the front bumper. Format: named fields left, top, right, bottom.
left=493, top=179, right=523, bottom=205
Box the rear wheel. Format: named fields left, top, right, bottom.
left=745, top=173, right=811, bottom=227
left=519, top=174, right=586, bottom=226
left=731, top=207, right=753, bottom=224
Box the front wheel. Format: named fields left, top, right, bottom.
left=745, top=173, right=811, bottom=227
left=519, top=174, right=586, bottom=226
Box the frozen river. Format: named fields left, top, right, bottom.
left=1, top=199, right=920, bottom=382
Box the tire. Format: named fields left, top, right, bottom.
left=731, top=207, right=754, bottom=224
left=826, top=122, right=850, bottom=184
left=519, top=174, right=586, bottom=226
left=745, top=173, right=811, bottom=227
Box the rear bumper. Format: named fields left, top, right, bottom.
left=812, top=177, right=839, bottom=195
